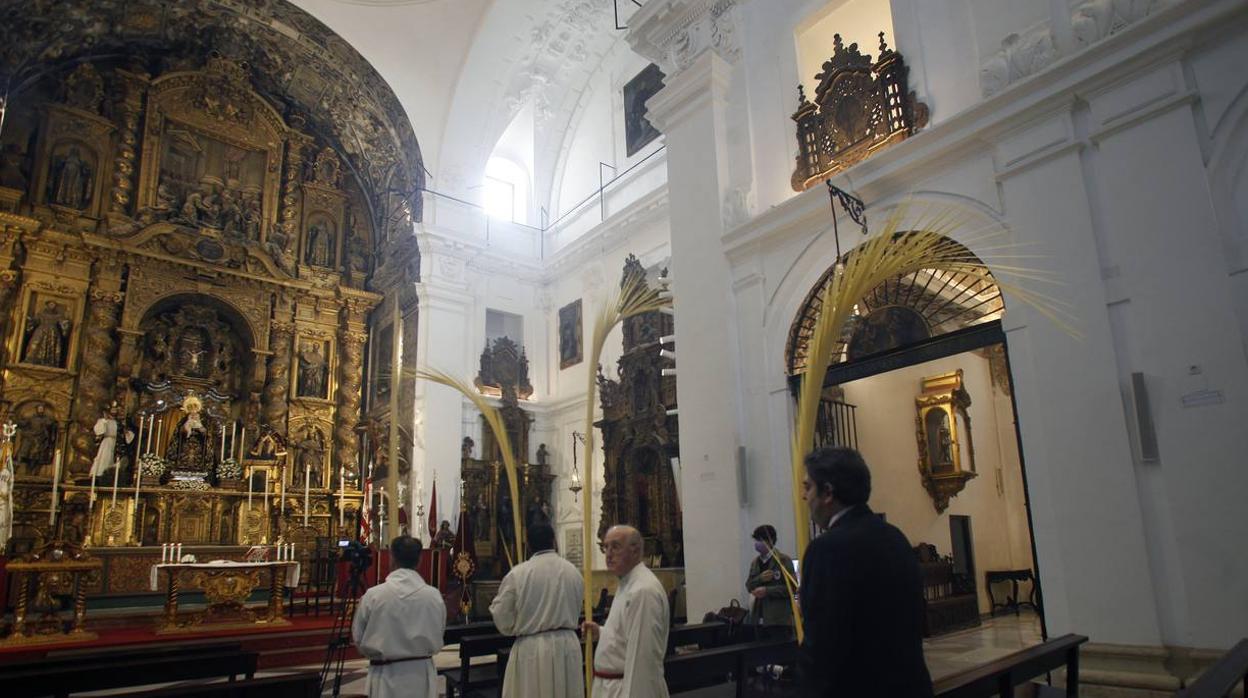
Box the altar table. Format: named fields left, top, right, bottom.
left=149, top=561, right=300, bottom=632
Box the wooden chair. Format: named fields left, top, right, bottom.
left=1177, top=639, right=1248, bottom=698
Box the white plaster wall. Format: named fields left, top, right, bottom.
left=723, top=0, right=1248, bottom=650
left=839, top=352, right=1035, bottom=614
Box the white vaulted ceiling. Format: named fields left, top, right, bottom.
left=294, top=0, right=639, bottom=208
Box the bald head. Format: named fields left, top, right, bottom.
left=603, top=525, right=644, bottom=577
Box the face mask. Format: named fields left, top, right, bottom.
left=753, top=540, right=769, bottom=555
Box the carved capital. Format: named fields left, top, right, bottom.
left=627, top=0, right=741, bottom=76
left=88, top=288, right=125, bottom=305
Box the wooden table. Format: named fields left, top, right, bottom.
left=149, top=561, right=300, bottom=632
left=1, top=542, right=102, bottom=646
left=985, top=569, right=1039, bottom=616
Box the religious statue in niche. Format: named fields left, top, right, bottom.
left=558, top=299, right=583, bottom=369
left=166, top=394, right=213, bottom=474
left=47, top=145, right=92, bottom=209
left=294, top=427, right=325, bottom=488
left=925, top=409, right=954, bottom=474
left=15, top=402, right=58, bottom=473
left=304, top=219, right=336, bottom=267
left=22, top=297, right=72, bottom=368
left=623, top=63, right=665, bottom=157
left=344, top=227, right=368, bottom=278
left=296, top=341, right=329, bottom=399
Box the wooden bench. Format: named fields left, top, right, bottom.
left=444, top=619, right=498, bottom=646
left=932, top=633, right=1087, bottom=698
left=0, top=640, right=244, bottom=674
left=117, top=672, right=321, bottom=698
left=440, top=632, right=515, bottom=698
left=664, top=637, right=797, bottom=697
left=668, top=621, right=728, bottom=656
left=1177, top=639, right=1248, bottom=698
left=0, top=649, right=259, bottom=698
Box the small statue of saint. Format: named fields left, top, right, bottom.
left=89, top=404, right=121, bottom=477
left=535, top=443, right=548, bottom=467
left=433, top=520, right=455, bottom=549
left=295, top=429, right=324, bottom=489
left=49, top=147, right=91, bottom=209
left=22, top=300, right=71, bottom=367
left=16, top=403, right=57, bottom=474
left=306, top=224, right=332, bottom=267
left=297, top=342, right=328, bottom=398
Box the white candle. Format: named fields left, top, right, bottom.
left=155, top=417, right=164, bottom=457
left=231, top=423, right=238, bottom=460
left=220, top=427, right=226, bottom=465
left=238, top=426, right=246, bottom=463
left=247, top=465, right=254, bottom=509
left=49, top=448, right=61, bottom=527
left=176, top=543, right=182, bottom=561
left=136, top=418, right=144, bottom=462
left=147, top=415, right=155, bottom=455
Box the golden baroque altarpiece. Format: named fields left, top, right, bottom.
left=0, top=4, right=430, bottom=604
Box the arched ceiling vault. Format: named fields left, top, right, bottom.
left=0, top=0, right=425, bottom=221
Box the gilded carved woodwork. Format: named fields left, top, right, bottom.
left=915, top=370, right=977, bottom=513
left=597, top=256, right=682, bottom=566
left=335, top=321, right=367, bottom=486
left=109, top=71, right=149, bottom=219
left=791, top=33, right=928, bottom=191
left=68, top=290, right=123, bottom=473
left=262, top=320, right=294, bottom=435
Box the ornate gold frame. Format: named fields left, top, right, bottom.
left=915, top=369, right=976, bottom=513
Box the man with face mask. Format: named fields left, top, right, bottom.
left=746, top=524, right=796, bottom=638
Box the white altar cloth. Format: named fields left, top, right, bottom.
left=149, top=561, right=301, bottom=591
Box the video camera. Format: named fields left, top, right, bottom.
left=337, top=539, right=372, bottom=573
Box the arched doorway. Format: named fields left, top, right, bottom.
left=786, top=235, right=1044, bottom=639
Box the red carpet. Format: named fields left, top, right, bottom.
left=0, top=613, right=358, bottom=669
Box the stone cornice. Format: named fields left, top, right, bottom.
left=627, top=0, right=741, bottom=75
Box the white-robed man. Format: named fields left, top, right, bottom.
left=352, top=535, right=446, bottom=697
left=581, top=525, right=670, bottom=698
left=489, top=521, right=584, bottom=697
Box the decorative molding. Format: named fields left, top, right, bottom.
left=980, top=21, right=1058, bottom=98
left=1072, top=0, right=1183, bottom=50
left=626, top=0, right=742, bottom=76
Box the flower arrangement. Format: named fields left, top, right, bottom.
left=139, top=452, right=168, bottom=478
left=217, top=457, right=241, bottom=480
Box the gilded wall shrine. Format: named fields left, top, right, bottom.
left=0, top=0, right=424, bottom=562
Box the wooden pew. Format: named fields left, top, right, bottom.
left=440, top=632, right=515, bottom=698
left=0, top=649, right=259, bottom=698
left=444, top=619, right=498, bottom=646
left=668, top=621, right=728, bottom=656
left=116, top=672, right=321, bottom=698
left=932, top=634, right=1087, bottom=698
left=664, top=637, right=797, bottom=697
left=0, top=641, right=244, bottom=674
left=1177, top=639, right=1248, bottom=698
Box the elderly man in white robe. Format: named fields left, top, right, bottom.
left=352, top=535, right=446, bottom=697
left=581, top=524, right=670, bottom=698
left=489, top=521, right=584, bottom=697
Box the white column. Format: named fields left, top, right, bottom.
left=628, top=0, right=748, bottom=619
left=414, top=243, right=474, bottom=545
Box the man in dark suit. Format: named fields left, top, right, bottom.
left=798, top=446, right=933, bottom=697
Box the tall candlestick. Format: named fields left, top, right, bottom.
left=231, top=423, right=237, bottom=460
left=146, top=415, right=155, bottom=455
left=110, top=450, right=122, bottom=506
left=338, top=470, right=346, bottom=528
left=238, top=426, right=246, bottom=463
left=136, top=418, right=145, bottom=462
left=176, top=543, right=182, bottom=561
left=220, top=427, right=226, bottom=465
left=303, top=460, right=311, bottom=527
left=49, top=448, right=61, bottom=527
left=155, top=417, right=164, bottom=457
left=247, top=466, right=254, bottom=509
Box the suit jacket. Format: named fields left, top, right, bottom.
left=798, top=505, right=933, bottom=698
left=746, top=551, right=796, bottom=627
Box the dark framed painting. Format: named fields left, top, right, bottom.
left=624, top=63, right=666, bottom=157
left=559, top=299, right=583, bottom=370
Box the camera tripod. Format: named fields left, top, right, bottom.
left=320, top=554, right=369, bottom=698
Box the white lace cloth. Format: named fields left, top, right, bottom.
left=149, top=561, right=301, bottom=591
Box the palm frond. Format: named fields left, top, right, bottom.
left=415, top=367, right=525, bottom=564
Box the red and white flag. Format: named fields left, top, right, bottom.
left=359, top=460, right=374, bottom=544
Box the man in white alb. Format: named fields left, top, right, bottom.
left=581, top=524, right=670, bottom=698
left=352, top=535, right=446, bottom=698
left=489, top=521, right=584, bottom=697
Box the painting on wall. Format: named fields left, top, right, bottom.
left=294, top=338, right=332, bottom=400
left=559, top=299, right=583, bottom=369
left=623, top=63, right=665, bottom=157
